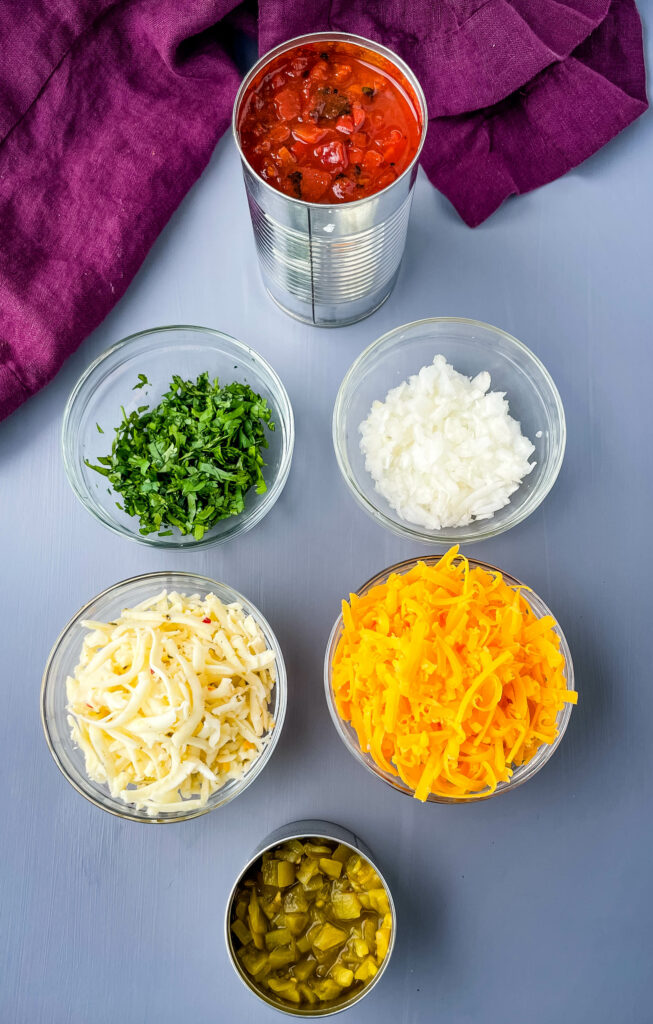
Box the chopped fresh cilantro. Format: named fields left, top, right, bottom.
left=85, top=372, right=274, bottom=538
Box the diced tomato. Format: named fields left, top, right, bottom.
left=331, top=63, right=352, bottom=82
left=374, top=170, right=397, bottom=190
left=299, top=167, right=331, bottom=201
left=376, top=128, right=404, bottom=147
left=335, top=115, right=355, bottom=135
left=290, top=140, right=310, bottom=160
left=315, top=140, right=348, bottom=172
left=351, top=103, right=365, bottom=131
left=348, top=147, right=364, bottom=164
left=292, top=123, right=328, bottom=144
left=362, top=149, right=383, bottom=172
left=290, top=56, right=309, bottom=76
left=271, top=73, right=286, bottom=90
left=268, top=124, right=291, bottom=144
left=274, top=88, right=301, bottom=120
left=309, top=61, right=328, bottom=81
left=332, top=176, right=358, bottom=200
left=376, top=128, right=407, bottom=165
left=276, top=145, right=297, bottom=171
left=350, top=132, right=368, bottom=147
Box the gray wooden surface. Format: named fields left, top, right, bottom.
left=2, top=34, right=652, bottom=1023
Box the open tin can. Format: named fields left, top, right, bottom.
left=232, top=33, right=428, bottom=327
left=225, top=819, right=396, bottom=1016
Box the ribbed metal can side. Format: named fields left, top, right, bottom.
left=247, top=193, right=313, bottom=305
left=246, top=188, right=414, bottom=313
left=309, top=196, right=413, bottom=303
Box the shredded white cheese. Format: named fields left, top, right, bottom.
left=66, top=590, right=276, bottom=815
left=359, top=355, right=535, bottom=530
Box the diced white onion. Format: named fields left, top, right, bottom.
left=359, top=355, right=535, bottom=530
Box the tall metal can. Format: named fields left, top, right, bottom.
left=232, top=33, right=428, bottom=327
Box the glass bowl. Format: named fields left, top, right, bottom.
left=332, top=318, right=565, bottom=544
left=62, top=326, right=294, bottom=548
left=41, top=572, right=287, bottom=822
left=324, top=554, right=575, bottom=804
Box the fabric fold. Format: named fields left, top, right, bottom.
left=321, top=0, right=613, bottom=116
left=423, top=0, right=648, bottom=225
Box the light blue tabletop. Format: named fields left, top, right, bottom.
left=2, top=29, right=652, bottom=1024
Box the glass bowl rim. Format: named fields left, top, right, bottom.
left=61, top=324, right=295, bottom=550
left=41, top=570, right=288, bottom=823
left=332, top=316, right=567, bottom=545
left=231, top=30, right=429, bottom=212
left=323, top=552, right=575, bottom=804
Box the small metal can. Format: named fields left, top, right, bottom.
left=232, top=34, right=428, bottom=327
left=225, top=818, right=397, bottom=1016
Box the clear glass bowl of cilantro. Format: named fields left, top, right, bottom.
left=62, top=326, right=294, bottom=547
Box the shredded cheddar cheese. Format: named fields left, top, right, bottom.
left=332, top=547, right=577, bottom=801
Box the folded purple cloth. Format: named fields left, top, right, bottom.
left=0, top=0, right=647, bottom=421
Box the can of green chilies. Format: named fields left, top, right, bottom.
left=224, top=819, right=397, bottom=1016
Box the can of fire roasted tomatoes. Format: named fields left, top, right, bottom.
left=232, top=33, right=428, bottom=327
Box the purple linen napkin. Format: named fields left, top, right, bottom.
left=0, top=0, right=647, bottom=422
left=0, top=0, right=244, bottom=421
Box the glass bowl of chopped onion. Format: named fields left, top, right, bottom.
left=324, top=552, right=576, bottom=804
left=333, top=318, right=565, bottom=544
left=62, top=326, right=294, bottom=548
left=41, top=572, right=287, bottom=822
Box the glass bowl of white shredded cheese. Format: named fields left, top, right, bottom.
left=333, top=318, right=565, bottom=543
left=41, top=572, right=287, bottom=822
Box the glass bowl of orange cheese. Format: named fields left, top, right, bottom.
left=324, top=547, right=576, bottom=804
